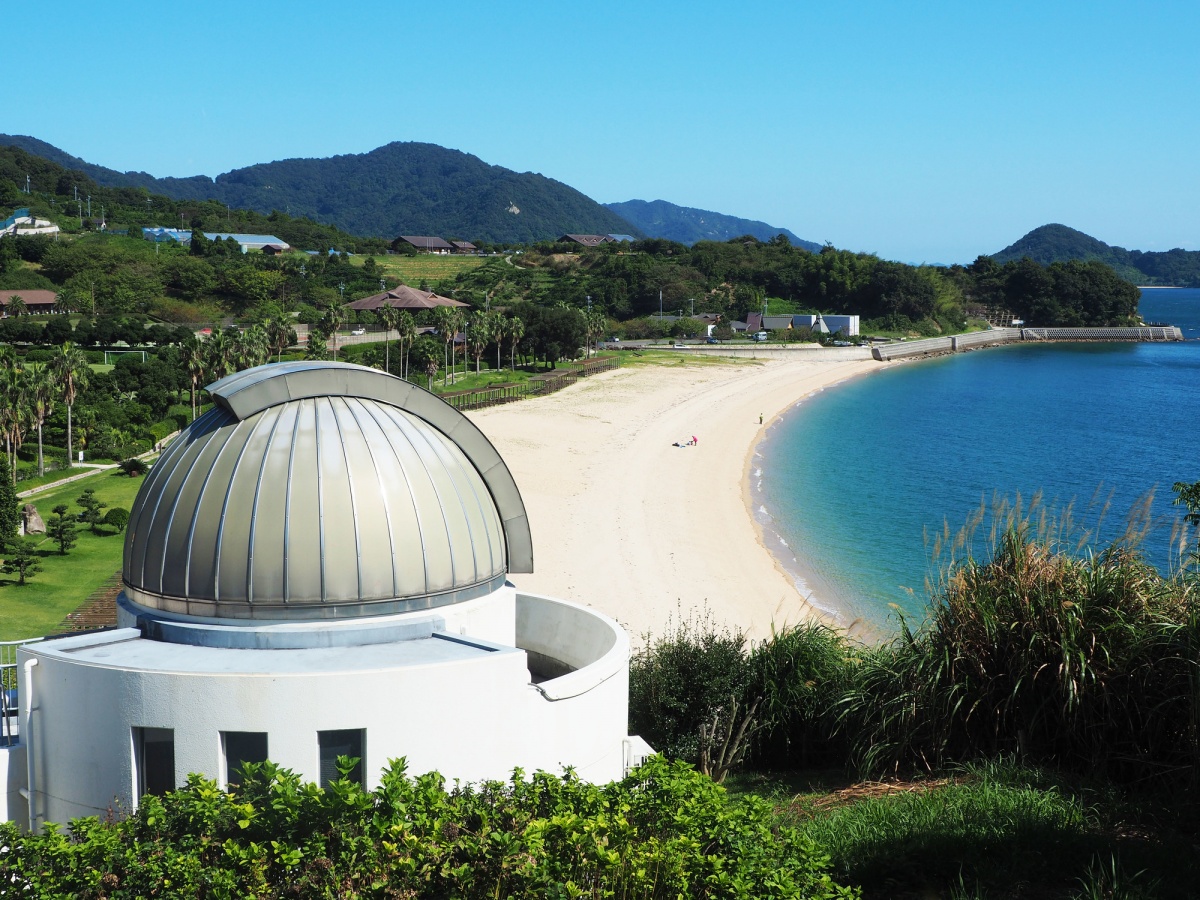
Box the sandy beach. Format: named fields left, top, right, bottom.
left=468, top=351, right=889, bottom=642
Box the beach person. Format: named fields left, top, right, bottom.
left=691, top=435, right=698, bottom=446
left=759, top=413, right=763, bottom=425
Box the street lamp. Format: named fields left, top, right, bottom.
left=338, top=282, right=345, bottom=302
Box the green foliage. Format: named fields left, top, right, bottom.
left=840, top=499, right=1200, bottom=783
left=46, top=503, right=78, bottom=554
left=118, top=457, right=148, bottom=477
left=993, top=223, right=1200, bottom=287
left=631, top=612, right=857, bottom=780
left=0, top=453, right=18, bottom=549
left=1, top=536, right=42, bottom=585
left=75, top=487, right=107, bottom=534
left=1, top=137, right=635, bottom=245
left=630, top=610, right=749, bottom=762
left=0, top=757, right=853, bottom=899
left=103, top=506, right=130, bottom=532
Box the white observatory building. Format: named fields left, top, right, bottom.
left=3, top=362, right=642, bottom=830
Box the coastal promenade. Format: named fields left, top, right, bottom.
left=871, top=325, right=1183, bottom=361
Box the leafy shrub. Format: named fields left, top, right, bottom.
left=103, top=507, right=130, bottom=532
left=631, top=612, right=859, bottom=778
left=840, top=502, right=1200, bottom=783
left=147, top=420, right=176, bottom=445
left=0, top=757, right=854, bottom=899
left=630, top=609, right=748, bottom=763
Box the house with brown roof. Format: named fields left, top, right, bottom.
left=450, top=241, right=478, bottom=254
left=346, top=285, right=469, bottom=312
left=558, top=234, right=614, bottom=248
left=392, top=236, right=455, bottom=254
left=0, top=290, right=58, bottom=316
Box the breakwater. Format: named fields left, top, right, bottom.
left=871, top=326, right=1183, bottom=361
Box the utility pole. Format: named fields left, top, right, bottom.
left=87, top=195, right=91, bottom=218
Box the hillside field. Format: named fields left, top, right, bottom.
left=363, top=254, right=487, bottom=284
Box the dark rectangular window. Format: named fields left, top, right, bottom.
left=318, top=729, right=364, bottom=788
left=134, top=727, right=175, bottom=798
left=222, top=731, right=268, bottom=788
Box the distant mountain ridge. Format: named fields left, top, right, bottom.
left=992, top=224, right=1200, bottom=287
left=605, top=198, right=819, bottom=249
left=0, top=135, right=640, bottom=244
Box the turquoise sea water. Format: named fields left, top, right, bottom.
left=757, top=288, right=1200, bottom=634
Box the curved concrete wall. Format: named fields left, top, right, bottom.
left=16, top=592, right=628, bottom=830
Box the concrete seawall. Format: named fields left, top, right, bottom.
left=872, top=326, right=1183, bottom=361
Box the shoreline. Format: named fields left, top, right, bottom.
left=468, top=353, right=889, bottom=642
left=747, top=383, right=888, bottom=643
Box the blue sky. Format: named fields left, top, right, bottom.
left=5, top=1, right=1197, bottom=263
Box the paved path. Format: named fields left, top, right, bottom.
left=15, top=432, right=179, bottom=499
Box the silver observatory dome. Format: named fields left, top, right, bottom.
left=122, top=362, right=532, bottom=621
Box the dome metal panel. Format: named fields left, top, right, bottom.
left=123, top=363, right=529, bottom=621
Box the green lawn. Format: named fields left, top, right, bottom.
left=369, top=255, right=486, bottom=284
left=0, top=470, right=147, bottom=640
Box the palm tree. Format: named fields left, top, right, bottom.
left=447, top=309, right=465, bottom=383
left=0, top=363, right=18, bottom=476
left=397, top=311, right=417, bottom=380
left=50, top=343, right=90, bottom=469
left=324, top=301, right=347, bottom=361
left=27, top=363, right=56, bottom=477
left=466, top=312, right=488, bottom=375
left=585, top=307, right=606, bottom=359
left=53, top=290, right=82, bottom=316
left=376, top=305, right=402, bottom=374
left=490, top=311, right=506, bottom=373
left=507, top=316, right=526, bottom=372
left=264, top=317, right=294, bottom=362
left=0, top=365, right=31, bottom=483
left=430, top=307, right=455, bottom=386
left=235, top=325, right=269, bottom=371
left=306, top=322, right=331, bottom=360
left=204, top=329, right=235, bottom=381
left=181, top=337, right=205, bottom=421
left=6, top=294, right=27, bottom=317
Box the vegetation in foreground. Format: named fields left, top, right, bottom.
left=629, top=489, right=1200, bottom=898
left=0, top=757, right=854, bottom=900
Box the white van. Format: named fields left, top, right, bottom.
left=749, top=331, right=769, bottom=342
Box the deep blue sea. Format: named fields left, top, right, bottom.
left=757, top=288, right=1200, bottom=634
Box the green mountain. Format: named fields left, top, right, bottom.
left=0, top=135, right=640, bottom=245
left=0, top=143, right=391, bottom=255
left=605, top=198, right=820, bottom=249
left=992, top=224, right=1200, bottom=287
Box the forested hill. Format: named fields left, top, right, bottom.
left=992, top=224, right=1200, bottom=287
left=606, top=198, right=819, bottom=249
left=0, top=135, right=640, bottom=244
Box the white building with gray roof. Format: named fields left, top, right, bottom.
left=3, top=362, right=644, bottom=830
